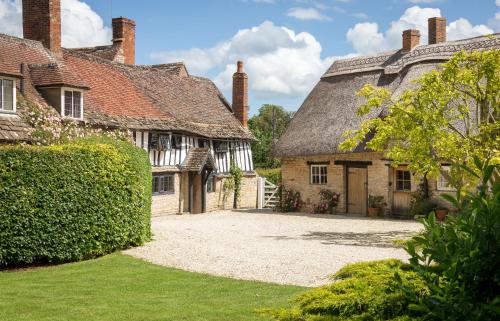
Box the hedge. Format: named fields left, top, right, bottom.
left=256, top=168, right=281, bottom=185
left=0, top=137, right=152, bottom=266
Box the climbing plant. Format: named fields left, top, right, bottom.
left=229, top=163, right=243, bottom=208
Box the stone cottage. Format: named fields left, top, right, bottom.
left=274, top=18, right=499, bottom=215
left=0, top=0, right=257, bottom=215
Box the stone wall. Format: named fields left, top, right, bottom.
left=281, top=152, right=394, bottom=214
left=151, top=172, right=182, bottom=216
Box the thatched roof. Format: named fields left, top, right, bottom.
left=274, top=34, right=500, bottom=157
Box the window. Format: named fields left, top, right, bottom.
left=150, top=133, right=171, bottom=150
left=152, top=174, right=175, bottom=194
left=63, top=90, right=82, bottom=119
left=213, top=140, right=228, bottom=153
left=0, top=78, right=15, bottom=112
left=395, top=170, right=411, bottom=191
left=171, top=135, right=182, bottom=149
left=310, top=165, right=328, bottom=185
left=206, top=175, right=215, bottom=193
left=198, top=139, right=210, bottom=148
left=438, top=166, right=455, bottom=191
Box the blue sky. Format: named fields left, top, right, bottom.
left=1, top=0, right=498, bottom=115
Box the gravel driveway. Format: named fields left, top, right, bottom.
left=125, top=210, right=422, bottom=287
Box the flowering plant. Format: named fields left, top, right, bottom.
left=19, top=95, right=131, bottom=145
left=312, top=189, right=340, bottom=214
left=278, top=185, right=302, bottom=212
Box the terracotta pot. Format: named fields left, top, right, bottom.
left=367, top=207, right=380, bottom=217
left=435, top=209, right=448, bottom=221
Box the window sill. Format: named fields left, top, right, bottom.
left=0, top=110, right=16, bottom=115
left=153, top=192, right=175, bottom=196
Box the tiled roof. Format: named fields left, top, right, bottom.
left=0, top=32, right=253, bottom=141
left=29, top=63, right=89, bottom=89
left=0, top=115, right=30, bottom=142
left=181, top=148, right=217, bottom=172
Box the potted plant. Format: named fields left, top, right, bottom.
left=368, top=195, right=386, bottom=217
left=435, top=206, right=449, bottom=221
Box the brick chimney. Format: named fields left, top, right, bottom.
left=112, top=17, right=136, bottom=65
left=232, top=61, right=249, bottom=128
left=428, top=17, right=446, bottom=44
left=402, top=29, right=420, bottom=53
left=22, top=0, right=62, bottom=55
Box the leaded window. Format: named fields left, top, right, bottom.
left=64, top=90, right=82, bottom=119
left=152, top=173, right=175, bottom=194
left=0, top=79, right=14, bottom=112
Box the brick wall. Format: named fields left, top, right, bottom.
left=232, top=61, right=248, bottom=127
left=428, top=17, right=446, bottom=44
left=22, top=0, right=61, bottom=55
left=402, top=29, right=420, bottom=52
left=151, top=172, right=181, bottom=216
left=112, top=17, right=136, bottom=65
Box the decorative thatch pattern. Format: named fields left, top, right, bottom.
left=274, top=34, right=500, bottom=157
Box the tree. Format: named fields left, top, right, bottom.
left=340, top=50, right=500, bottom=189
left=248, top=104, right=294, bottom=168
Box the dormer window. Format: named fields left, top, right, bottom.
left=63, top=89, right=83, bottom=119
left=0, top=78, right=15, bottom=113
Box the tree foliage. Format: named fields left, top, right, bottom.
left=248, top=104, right=294, bottom=168
left=340, top=50, right=500, bottom=186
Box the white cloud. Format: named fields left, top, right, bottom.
left=286, top=7, right=331, bottom=21
left=352, top=12, right=368, bottom=20
left=60, top=0, right=111, bottom=47
left=346, top=6, right=494, bottom=55
left=497, top=0, right=500, bottom=6
left=448, top=18, right=493, bottom=40
left=0, top=0, right=22, bottom=37
left=151, top=21, right=338, bottom=99
left=0, top=0, right=111, bottom=48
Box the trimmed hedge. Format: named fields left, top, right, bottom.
left=256, top=168, right=281, bottom=184
left=0, top=137, right=152, bottom=266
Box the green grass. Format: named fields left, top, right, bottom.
left=0, top=253, right=306, bottom=321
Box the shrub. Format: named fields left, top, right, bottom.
left=404, top=157, right=500, bottom=320
left=263, top=259, right=428, bottom=321
left=256, top=167, right=281, bottom=185
left=278, top=187, right=302, bottom=212
left=0, top=136, right=152, bottom=266
left=312, top=189, right=340, bottom=214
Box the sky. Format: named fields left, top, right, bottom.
left=0, top=0, right=498, bottom=115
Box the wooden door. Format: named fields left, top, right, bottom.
left=347, top=167, right=367, bottom=215
left=392, top=167, right=412, bottom=214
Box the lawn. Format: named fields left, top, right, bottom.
left=0, top=253, right=306, bottom=321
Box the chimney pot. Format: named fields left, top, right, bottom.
left=22, top=0, right=62, bottom=55
left=232, top=61, right=249, bottom=128
left=112, top=17, right=136, bottom=65
left=237, top=61, right=244, bottom=73
left=402, top=29, right=420, bottom=52
left=428, top=17, right=446, bottom=44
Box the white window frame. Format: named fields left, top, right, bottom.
left=0, top=77, right=16, bottom=113
left=310, top=164, right=328, bottom=185
left=60, top=87, right=84, bottom=120
left=437, top=165, right=456, bottom=191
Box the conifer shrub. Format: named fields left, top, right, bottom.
left=0, top=137, right=151, bottom=266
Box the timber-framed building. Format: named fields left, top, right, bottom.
left=0, top=0, right=257, bottom=215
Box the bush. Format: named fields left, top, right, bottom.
left=256, top=167, right=281, bottom=185
left=263, top=259, right=428, bottom=321
left=312, top=189, right=340, bottom=214
left=404, top=158, right=500, bottom=320
left=0, top=137, right=152, bottom=266
left=278, top=187, right=302, bottom=212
